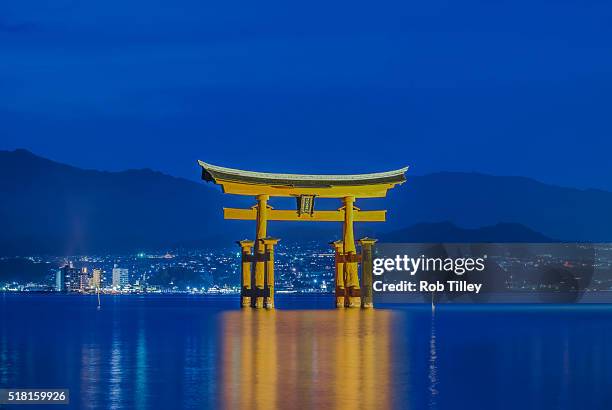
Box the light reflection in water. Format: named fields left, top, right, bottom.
left=0, top=324, right=8, bottom=385
left=80, top=343, right=101, bottom=408
left=109, top=323, right=123, bottom=410
left=135, top=320, right=148, bottom=410
left=182, top=331, right=201, bottom=408
left=3, top=297, right=611, bottom=409
left=220, top=309, right=394, bottom=410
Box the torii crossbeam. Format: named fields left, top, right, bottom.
left=198, top=161, right=408, bottom=309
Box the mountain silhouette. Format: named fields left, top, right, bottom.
left=0, top=149, right=230, bottom=255
left=0, top=149, right=608, bottom=255
left=381, top=171, right=612, bottom=241
left=381, top=221, right=554, bottom=243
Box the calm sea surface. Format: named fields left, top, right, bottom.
left=1, top=294, right=611, bottom=409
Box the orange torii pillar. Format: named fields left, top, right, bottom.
left=237, top=240, right=255, bottom=307
left=330, top=240, right=345, bottom=308
left=253, top=194, right=269, bottom=308
left=261, top=237, right=279, bottom=309
left=343, top=196, right=361, bottom=308
left=358, top=237, right=377, bottom=308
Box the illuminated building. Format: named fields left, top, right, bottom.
left=91, top=268, right=102, bottom=289
left=55, top=267, right=66, bottom=292
left=56, top=263, right=79, bottom=292
left=112, top=265, right=129, bottom=288
left=79, top=267, right=90, bottom=291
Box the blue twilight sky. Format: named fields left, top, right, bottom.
left=1, top=0, right=612, bottom=189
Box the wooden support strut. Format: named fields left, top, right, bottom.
left=358, top=238, right=377, bottom=308
left=330, top=240, right=345, bottom=308
left=261, top=238, right=279, bottom=309
left=238, top=242, right=277, bottom=303
left=244, top=253, right=271, bottom=262
left=237, top=240, right=255, bottom=308
left=335, top=254, right=362, bottom=263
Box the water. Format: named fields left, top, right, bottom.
left=1, top=294, right=611, bottom=409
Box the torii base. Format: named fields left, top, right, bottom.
left=241, top=296, right=251, bottom=308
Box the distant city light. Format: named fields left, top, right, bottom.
left=1, top=243, right=340, bottom=295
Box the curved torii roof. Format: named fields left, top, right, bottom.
left=198, top=161, right=408, bottom=198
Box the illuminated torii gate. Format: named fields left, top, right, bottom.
left=198, top=161, right=408, bottom=309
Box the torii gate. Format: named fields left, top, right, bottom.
left=198, top=161, right=408, bottom=309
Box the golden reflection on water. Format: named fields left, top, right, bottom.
left=220, top=309, right=395, bottom=410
